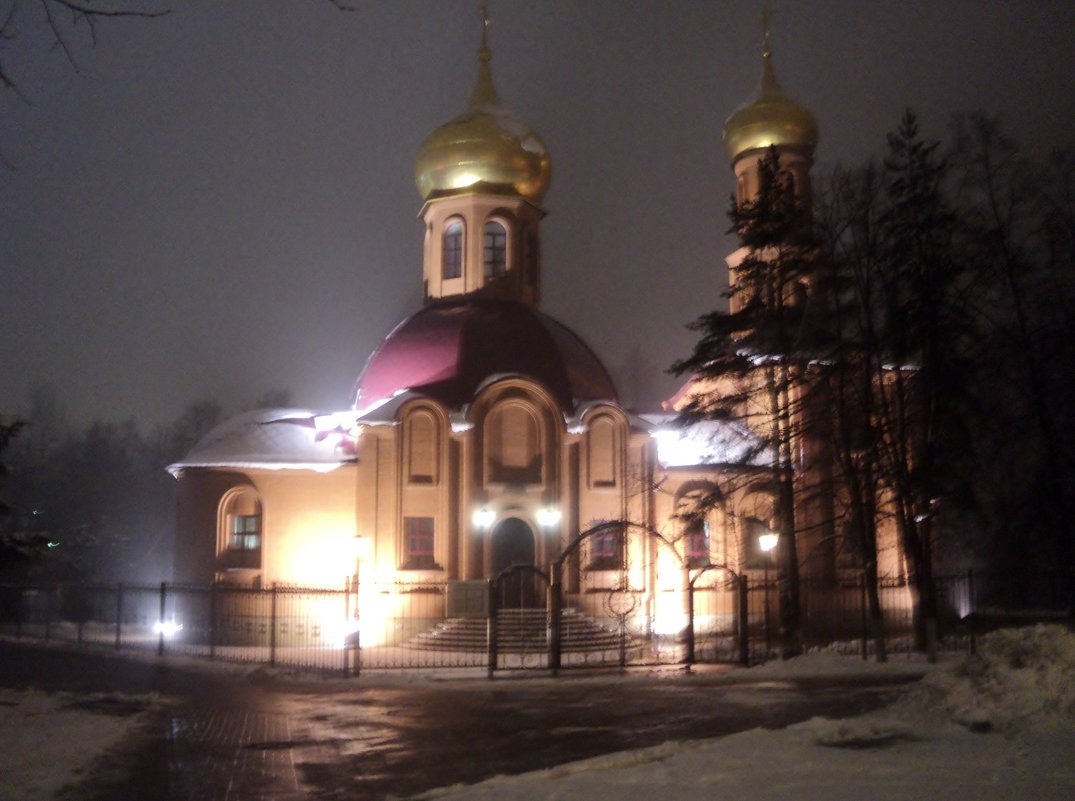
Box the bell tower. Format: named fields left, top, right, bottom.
left=412, top=5, right=551, bottom=307
left=722, top=9, right=819, bottom=308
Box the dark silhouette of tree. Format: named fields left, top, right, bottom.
left=673, top=147, right=821, bottom=658
left=814, top=161, right=891, bottom=660
left=0, top=417, right=49, bottom=570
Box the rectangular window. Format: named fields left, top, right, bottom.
left=685, top=520, right=710, bottom=569
left=483, top=223, right=507, bottom=278
left=443, top=223, right=463, bottom=279
left=587, top=522, right=624, bottom=570
left=402, top=516, right=437, bottom=570
left=226, top=514, right=261, bottom=569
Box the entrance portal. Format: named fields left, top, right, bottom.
left=490, top=518, right=539, bottom=608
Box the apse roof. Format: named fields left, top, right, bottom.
left=351, top=298, right=618, bottom=415
left=642, top=414, right=774, bottom=469
left=166, top=409, right=357, bottom=475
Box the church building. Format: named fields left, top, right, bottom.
left=167, top=16, right=904, bottom=647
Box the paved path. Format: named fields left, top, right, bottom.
left=0, top=640, right=923, bottom=800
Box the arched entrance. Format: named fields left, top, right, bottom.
left=490, top=518, right=539, bottom=608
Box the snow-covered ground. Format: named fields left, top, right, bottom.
left=0, top=689, right=158, bottom=801
left=414, top=625, right=1075, bottom=801
left=0, top=625, right=1072, bottom=800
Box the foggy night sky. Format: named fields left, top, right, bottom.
left=2, top=0, right=1073, bottom=429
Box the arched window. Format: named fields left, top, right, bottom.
left=483, top=220, right=507, bottom=278
left=676, top=484, right=723, bottom=569
left=442, top=220, right=464, bottom=280
left=587, top=416, right=617, bottom=488
left=220, top=487, right=262, bottom=570
left=743, top=517, right=777, bottom=570
left=738, top=489, right=776, bottom=571
left=405, top=410, right=439, bottom=485
left=684, top=520, right=710, bottom=568
left=736, top=174, right=748, bottom=206
left=486, top=401, right=540, bottom=484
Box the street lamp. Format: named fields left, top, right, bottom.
left=473, top=507, right=496, bottom=530
left=536, top=507, right=561, bottom=528
left=759, top=529, right=779, bottom=658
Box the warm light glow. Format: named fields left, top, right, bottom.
left=473, top=507, right=496, bottom=529
left=651, top=605, right=689, bottom=637
left=351, top=535, right=372, bottom=561
left=652, top=422, right=772, bottom=468
left=325, top=587, right=404, bottom=649
left=153, top=620, right=183, bottom=637
left=759, top=531, right=779, bottom=552
left=536, top=507, right=561, bottom=528
left=452, top=172, right=481, bottom=189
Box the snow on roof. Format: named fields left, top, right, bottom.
left=166, top=408, right=358, bottom=475
left=642, top=413, right=774, bottom=469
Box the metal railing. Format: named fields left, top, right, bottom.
left=0, top=570, right=1065, bottom=676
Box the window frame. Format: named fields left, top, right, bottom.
left=442, top=219, right=464, bottom=280
left=684, top=519, right=710, bottom=569
left=483, top=219, right=508, bottom=279
left=219, top=489, right=263, bottom=571
left=586, top=522, right=625, bottom=571
left=401, top=516, right=439, bottom=571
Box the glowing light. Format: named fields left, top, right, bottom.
left=350, top=535, right=372, bottom=561
left=759, top=531, right=779, bottom=552
left=452, top=172, right=481, bottom=189
left=652, top=422, right=772, bottom=468
left=473, top=507, right=496, bottom=529
left=651, top=606, right=689, bottom=637
left=153, top=620, right=183, bottom=637
left=536, top=507, right=561, bottom=528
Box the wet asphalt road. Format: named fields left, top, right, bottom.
left=0, top=641, right=922, bottom=800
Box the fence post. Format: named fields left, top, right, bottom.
left=77, top=586, right=85, bottom=645
left=859, top=571, right=869, bottom=661
left=342, top=577, right=351, bottom=678
left=115, top=583, right=124, bottom=651
left=548, top=569, right=562, bottom=676
left=270, top=582, right=278, bottom=667
left=967, top=569, right=977, bottom=656
left=157, top=582, right=167, bottom=656
left=44, top=586, right=53, bottom=640
left=209, top=583, right=218, bottom=660
left=684, top=577, right=695, bottom=669
left=14, top=586, right=23, bottom=639
left=486, top=579, right=498, bottom=680
left=737, top=576, right=750, bottom=666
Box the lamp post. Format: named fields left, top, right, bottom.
left=758, top=530, right=779, bottom=658
left=349, top=535, right=371, bottom=670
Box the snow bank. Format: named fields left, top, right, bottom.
left=414, top=626, right=1075, bottom=801
left=895, top=623, right=1075, bottom=734
left=0, top=689, right=156, bottom=801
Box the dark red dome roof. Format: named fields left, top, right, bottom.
left=352, top=299, right=617, bottom=413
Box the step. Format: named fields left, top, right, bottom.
left=405, top=609, right=642, bottom=653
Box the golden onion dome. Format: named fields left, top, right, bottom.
left=723, top=50, right=819, bottom=162
left=414, top=40, right=551, bottom=203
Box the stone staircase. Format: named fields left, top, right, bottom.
left=406, top=608, right=635, bottom=653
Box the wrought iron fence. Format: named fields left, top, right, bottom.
left=0, top=570, right=1063, bottom=676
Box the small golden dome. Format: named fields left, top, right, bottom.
left=723, top=51, right=819, bottom=162
left=414, top=44, right=551, bottom=202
